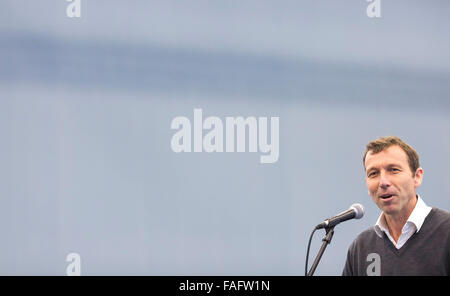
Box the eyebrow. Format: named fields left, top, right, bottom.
left=386, top=163, right=403, bottom=169
left=366, top=163, right=403, bottom=174
left=366, top=168, right=378, bottom=175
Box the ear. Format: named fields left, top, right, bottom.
left=414, top=167, right=424, bottom=188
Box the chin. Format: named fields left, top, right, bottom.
left=382, top=206, right=402, bottom=216
left=378, top=204, right=398, bottom=215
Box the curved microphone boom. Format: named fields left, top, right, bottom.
left=315, top=203, right=365, bottom=229
left=306, top=203, right=365, bottom=276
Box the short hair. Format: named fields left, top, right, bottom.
left=363, top=136, right=420, bottom=175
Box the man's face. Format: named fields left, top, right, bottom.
left=364, top=145, right=423, bottom=218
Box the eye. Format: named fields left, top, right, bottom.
left=367, top=171, right=378, bottom=178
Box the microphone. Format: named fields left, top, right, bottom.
left=315, top=203, right=365, bottom=229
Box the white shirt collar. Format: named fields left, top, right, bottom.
left=374, top=195, right=432, bottom=238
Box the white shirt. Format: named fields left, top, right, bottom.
left=374, top=195, right=432, bottom=249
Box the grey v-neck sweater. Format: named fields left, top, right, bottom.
left=342, top=208, right=450, bottom=276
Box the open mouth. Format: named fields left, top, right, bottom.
left=380, top=194, right=394, bottom=200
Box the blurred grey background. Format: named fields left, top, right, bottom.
left=0, top=0, right=449, bottom=275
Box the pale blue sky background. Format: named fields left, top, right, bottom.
left=0, top=0, right=449, bottom=275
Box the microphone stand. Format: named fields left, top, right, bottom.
left=307, top=225, right=335, bottom=276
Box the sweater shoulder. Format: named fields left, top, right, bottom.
left=349, top=226, right=379, bottom=250
left=426, top=207, right=450, bottom=232
left=355, top=226, right=379, bottom=241
left=429, top=207, right=450, bottom=221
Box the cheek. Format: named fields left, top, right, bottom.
left=404, top=179, right=417, bottom=192
left=395, top=175, right=411, bottom=187
left=366, top=180, right=378, bottom=197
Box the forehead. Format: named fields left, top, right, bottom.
left=365, top=145, right=409, bottom=170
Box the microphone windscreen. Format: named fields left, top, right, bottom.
left=351, top=203, right=365, bottom=219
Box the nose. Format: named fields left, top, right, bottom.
left=379, top=172, right=391, bottom=189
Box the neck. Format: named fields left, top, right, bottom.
left=383, top=195, right=418, bottom=242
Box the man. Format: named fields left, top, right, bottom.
left=342, top=136, right=450, bottom=276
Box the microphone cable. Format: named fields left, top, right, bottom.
left=304, top=227, right=318, bottom=276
